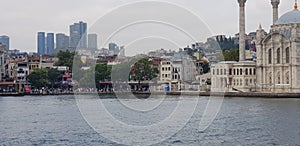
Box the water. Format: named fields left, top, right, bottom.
left=0, top=95, right=300, bottom=145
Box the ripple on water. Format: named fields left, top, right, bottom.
left=0, top=96, right=300, bottom=145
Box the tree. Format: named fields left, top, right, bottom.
left=216, top=49, right=239, bottom=62
left=27, top=68, right=63, bottom=89
left=27, top=68, right=47, bottom=89
left=47, top=68, right=63, bottom=88
left=130, top=58, right=159, bottom=91
left=55, top=50, right=83, bottom=70
left=95, top=64, right=112, bottom=82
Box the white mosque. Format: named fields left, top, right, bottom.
left=211, top=0, right=300, bottom=93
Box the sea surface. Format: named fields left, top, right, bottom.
left=0, top=95, right=300, bottom=145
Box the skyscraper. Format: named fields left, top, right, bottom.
left=88, top=34, right=98, bottom=50
left=46, top=33, right=54, bottom=55
left=37, top=32, right=45, bottom=55
left=109, top=43, right=118, bottom=51
left=56, top=33, right=69, bottom=49
left=0, top=35, right=10, bottom=50
left=69, top=21, right=87, bottom=49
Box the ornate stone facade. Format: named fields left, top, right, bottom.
left=256, top=7, right=300, bottom=93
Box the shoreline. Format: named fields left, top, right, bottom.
left=1, top=91, right=300, bottom=98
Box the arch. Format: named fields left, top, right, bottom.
left=285, top=71, right=290, bottom=84
left=268, top=72, right=272, bottom=84
left=268, top=49, right=272, bottom=64
left=277, top=48, right=281, bottom=64
left=277, top=71, right=281, bottom=84
left=286, top=47, right=290, bottom=63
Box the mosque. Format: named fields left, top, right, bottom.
left=211, top=0, right=300, bottom=93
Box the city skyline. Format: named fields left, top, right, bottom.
left=0, top=0, right=296, bottom=52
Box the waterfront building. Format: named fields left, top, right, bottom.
left=0, top=35, right=9, bottom=50
left=70, top=21, right=87, bottom=49
left=37, top=32, right=46, bottom=55
left=17, top=62, right=29, bottom=82
left=211, top=0, right=300, bottom=93
left=256, top=1, right=300, bottom=93
left=46, top=33, right=54, bottom=55
left=88, top=34, right=98, bottom=50
left=211, top=0, right=257, bottom=92
left=159, top=53, right=196, bottom=91
left=56, top=33, right=69, bottom=50
left=211, top=61, right=256, bottom=92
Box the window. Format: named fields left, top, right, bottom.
left=253, top=69, right=256, bottom=75
left=224, top=69, right=226, bottom=75
left=286, top=72, right=289, bottom=84
left=233, top=69, right=236, bottom=75
left=249, top=68, right=252, bottom=75
left=240, top=69, right=243, bottom=75
left=229, top=69, right=232, bottom=75
left=245, top=68, right=248, bottom=75
left=286, top=47, right=290, bottom=63
left=237, top=69, right=239, bottom=75
left=217, top=69, right=219, bottom=75
left=268, top=49, right=272, bottom=64
left=277, top=48, right=280, bottom=64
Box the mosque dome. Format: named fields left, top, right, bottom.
left=275, top=10, right=300, bottom=25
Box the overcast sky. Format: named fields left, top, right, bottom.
left=0, top=0, right=296, bottom=52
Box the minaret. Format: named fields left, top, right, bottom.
left=238, top=0, right=246, bottom=61
left=294, top=0, right=299, bottom=11
left=271, top=0, right=280, bottom=24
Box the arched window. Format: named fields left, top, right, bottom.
left=240, top=69, right=243, bottom=75
left=277, top=48, right=280, bottom=64
left=277, top=72, right=281, bottom=84
left=286, top=47, right=290, bottom=63
left=286, top=72, right=289, bottom=84
left=245, top=68, right=248, bottom=75
left=268, top=49, right=272, bottom=64
left=268, top=72, right=272, bottom=84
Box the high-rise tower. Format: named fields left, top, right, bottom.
left=46, top=33, right=54, bottom=55
left=271, top=0, right=280, bottom=24
left=0, top=35, right=9, bottom=50
left=69, top=21, right=87, bottom=49
left=37, top=32, right=45, bottom=55
left=88, top=34, right=98, bottom=50
left=238, top=0, right=246, bottom=61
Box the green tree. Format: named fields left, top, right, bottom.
left=47, top=68, right=63, bottom=88
left=27, top=68, right=47, bottom=89
left=95, top=64, right=112, bottom=82
left=27, top=68, right=63, bottom=89
left=216, top=49, right=239, bottom=62
left=55, top=50, right=83, bottom=70
left=130, top=58, right=159, bottom=90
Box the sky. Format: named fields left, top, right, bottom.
left=0, top=0, right=297, bottom=53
